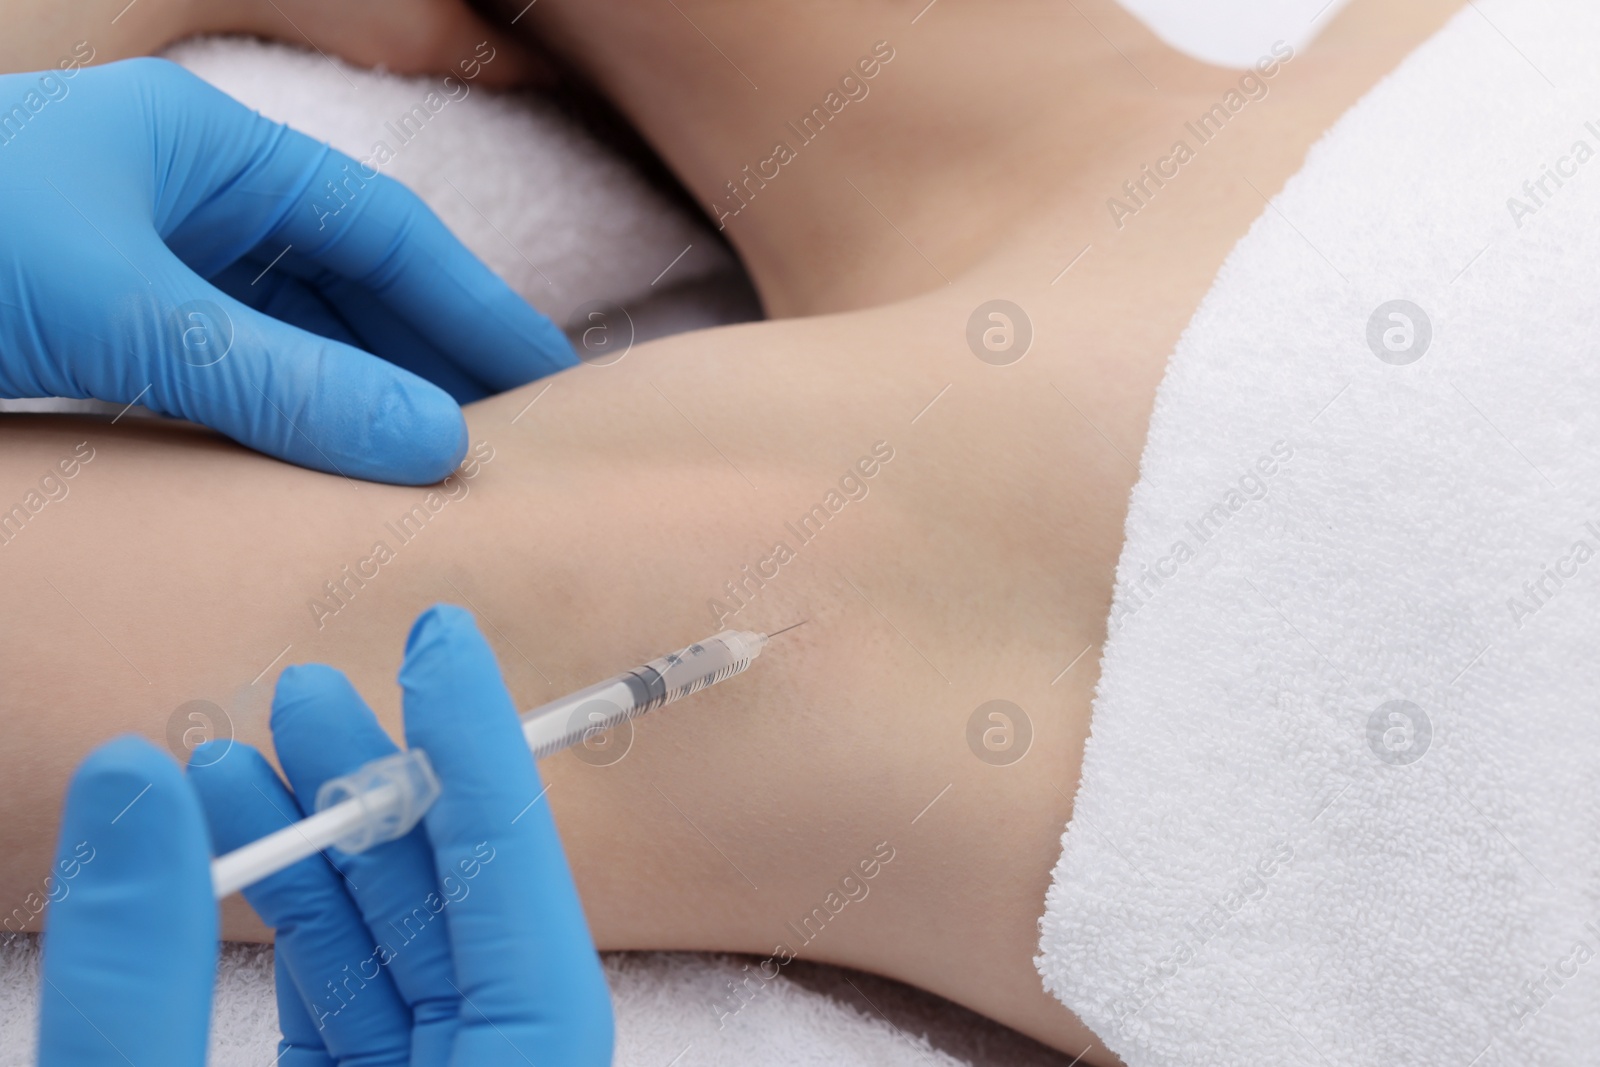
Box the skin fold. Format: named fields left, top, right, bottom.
left=0, top=0, right=1466, bottom=1059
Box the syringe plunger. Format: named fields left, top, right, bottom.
left=314, top=750, right=441, bottom=854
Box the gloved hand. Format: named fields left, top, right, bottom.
left=38, top=605, right=614, bottom=1065
left=0, top=59, right=575, bottom=485
left=36, top=738, right=218, bottom=1065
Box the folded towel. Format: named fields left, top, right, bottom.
left=1037, top=1, right=1600, bottom=1064
left=0, top=936, right=1000, bottom=1066
left=164, top=36, right=737, bottom=324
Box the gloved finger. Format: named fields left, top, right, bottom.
left=131, top=240, right=469, bottom=486
left=270, top=664, right=462, bottom=1062
left=213, top=251, right=489, bottom=403
left=187, top=742, right=412, bottom=1064
left=273, top=948, right=336, bottom=1067
left=399, top=605, right=615, bottom=1064
left=38, top=736, right=215, bottom=1067
left=208, top=256, right=364, bottom=350
left=0, top=235, right=465, bottom=485
left=260, top=174, right=574, bottom=392
left=153, top=66, right=576, bottom=393
left=308, top=271, right=494, bottom=403
left=268, top=167, right=576, bottom=391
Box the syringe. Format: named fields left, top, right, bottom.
left=211, top=628, right=774, bottom=899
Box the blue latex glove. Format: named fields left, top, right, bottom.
left=0, top=59, right=576, bottom=485
left=37, top=605, right=614, bottom=1065
left=37, top=737, right=217, bottom=1065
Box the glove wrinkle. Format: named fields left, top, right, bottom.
left=0, top=58, right=572, bottom=485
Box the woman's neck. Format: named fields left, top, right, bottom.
left=517, top=0, right=1237, bottom=317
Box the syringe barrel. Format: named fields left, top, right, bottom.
left=520, top=630, right=766, bottom=760
left=212, top=628, right=769, bottom=899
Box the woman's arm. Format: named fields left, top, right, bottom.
left=0, top=0, right=542, bottom=84
left=0, top=298, right=1111, bottom=1055
left=0, top=0, right=189, bottom=74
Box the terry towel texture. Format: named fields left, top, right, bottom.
left=1037, top=1, right=1600, bottom=1064
left=0, top=938, right=1028, bottom=1067
left=164, top=37, right=739, bottom=325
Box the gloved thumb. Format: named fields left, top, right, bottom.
left=38, top=736, right=216, bottom=1067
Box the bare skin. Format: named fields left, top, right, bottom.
left=0, top=0, right=1467, bottom=1060
left=0, top=0, right=547, bottom=87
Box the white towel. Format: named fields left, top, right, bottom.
left=1037, top=1, right=1600, bottom=1064
left=164, top=37, right=739, bottom=326
left=2, top=936, right=1036, bottom=1066
left=1113, top=0, right=1350, bottom=68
